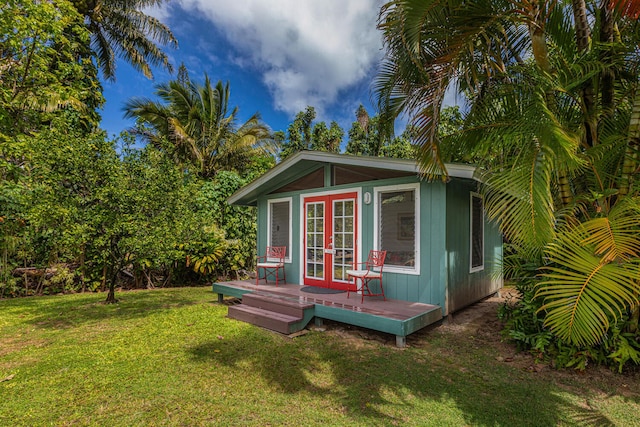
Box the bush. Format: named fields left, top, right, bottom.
left=195, top=172, right=257, bottom=278
left=499, top=245, right=640, bottom=372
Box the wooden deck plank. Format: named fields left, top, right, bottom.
left=228, top=305, right=301, bottom=335
left=213, top=280, right=443, bottom=341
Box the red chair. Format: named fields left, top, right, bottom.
left=347, top=250, right=387, bottom=302
left=256, top=246, right=286, bottom=286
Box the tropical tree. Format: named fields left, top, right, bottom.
left=124, top=74, right=274, bottom=178
left=70, top=0, right=177, bottom=80
left=0, top=0, right=103, bottom=138
left=310, top=121, right=344, bottom=152
left=346, top=106, right=384, bottom=156
left=380, top=128, right=415, bottom=159
left=1, top=0, right=103, bottom=296
left=376, top=0, right=640, bottom=363
left=12, top=126, right=234, bottom=302
left=345, top=105, right=414, bottom=158
left=279, top=106, right=344, bottom=159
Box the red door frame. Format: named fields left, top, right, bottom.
left=303, top=192, right=358, bottom=290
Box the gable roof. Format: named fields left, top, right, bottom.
left=229, top=151, right=477, bottom=206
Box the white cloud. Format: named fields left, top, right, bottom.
left=170, top=0, right=385, bottom=118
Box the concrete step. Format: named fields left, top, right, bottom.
left=228, top=304, right=303, bottom=335
left=242, top=292, right=314, bottom=318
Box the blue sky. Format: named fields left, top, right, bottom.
left=100, top=0, right=388, bottom=142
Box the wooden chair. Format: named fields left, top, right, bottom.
left=256, top=246, right=286, bottom=286
left=346, top=250, right=387, bottom=302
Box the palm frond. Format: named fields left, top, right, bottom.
left=537, top=204, right=640, bottom=346
left=482, top=144, right=557, bottom=252
left=124, top=74, right=274, bottom=177
left=581, top=197, right=640, bottom=261
left=84, top=0, right=177, bottom=80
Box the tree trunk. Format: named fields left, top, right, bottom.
left=572, top=0, right=598, bottom=147
left=34, top=261, right=50, bottom=295
left=105, top=238, right=122, bottom=304
left=104, top=264, right=119, bottom=304
left=572, top=0, right=591, bottom=52
left=528, top=1, right=552, bottom=74
left=557, top=171, right=573, bottom=207
left=619, top=89, right=640, bottom=196
left=163, top=270, right=172, bottom=287
left=600, top=1, right=616, bottom=121
left=105, top=283, right=117, bottom=304
left=143, top=269, right=154, bottom=289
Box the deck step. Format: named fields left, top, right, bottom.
left=242, top=292, right=314, bottom=318
left=228, top=304, right=303, bottom=335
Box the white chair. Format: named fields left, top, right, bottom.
left=347, top=250, right=387, bottom=302
left=256, top=246, right=286, bottom=286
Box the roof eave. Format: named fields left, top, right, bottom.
left=228, top=151, right=477, bottom=206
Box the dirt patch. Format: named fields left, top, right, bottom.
left=317, top=289, right=514, bottom=350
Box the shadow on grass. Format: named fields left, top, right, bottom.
left=1, top=287, right=214, bottom=330
left=188, top=326, right=615, bottom=426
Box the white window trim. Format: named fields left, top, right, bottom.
left=470, top=192, right=484, bottom=273
left=373, top=183, right=420, bottom=275
left=267, top=197, right=292, bottom=263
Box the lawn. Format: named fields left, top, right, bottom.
left=1, top=287, right=639, bottom=426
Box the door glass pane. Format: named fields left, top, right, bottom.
left=345, top=201, right=353, bottom=216
left=344, top=233, right=353, bottom=248
left=332, top=199, right=355, bottom=281
left=306, top=202, right=324, bottom=279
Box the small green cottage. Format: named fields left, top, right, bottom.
left=227, top=151, right=502, bottom=318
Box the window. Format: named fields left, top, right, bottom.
left=268, top=198, right=292, bottom=262
left=470, top=192, right=484, bottom=272
left=374, top=183, right=420, bottom=274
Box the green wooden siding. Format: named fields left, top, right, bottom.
left=445, top=179, right=503, bottom=313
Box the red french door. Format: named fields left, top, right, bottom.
left=303, top=192, right=358, bottom=290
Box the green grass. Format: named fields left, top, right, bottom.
left=1, top=287, right=639, bottom=426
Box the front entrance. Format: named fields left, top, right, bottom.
left=303, top=192, right=358, bottom=290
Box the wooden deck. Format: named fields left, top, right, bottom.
left=212, top=280, right=443, bottom=347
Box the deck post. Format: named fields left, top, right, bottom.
left=396, top=335, right=406, bottom=348
left=217, top=293, right=224, bottom=303
left=314, top=317, right=323, bottom=327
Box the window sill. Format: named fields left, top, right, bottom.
left=384, top=266, right=420, bottom=276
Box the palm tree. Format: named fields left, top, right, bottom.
left=70, top=0, right=177, bottom=80
left=375, top=0, right=640, bottom=347
left=124, top=74, right=273, bottom=178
